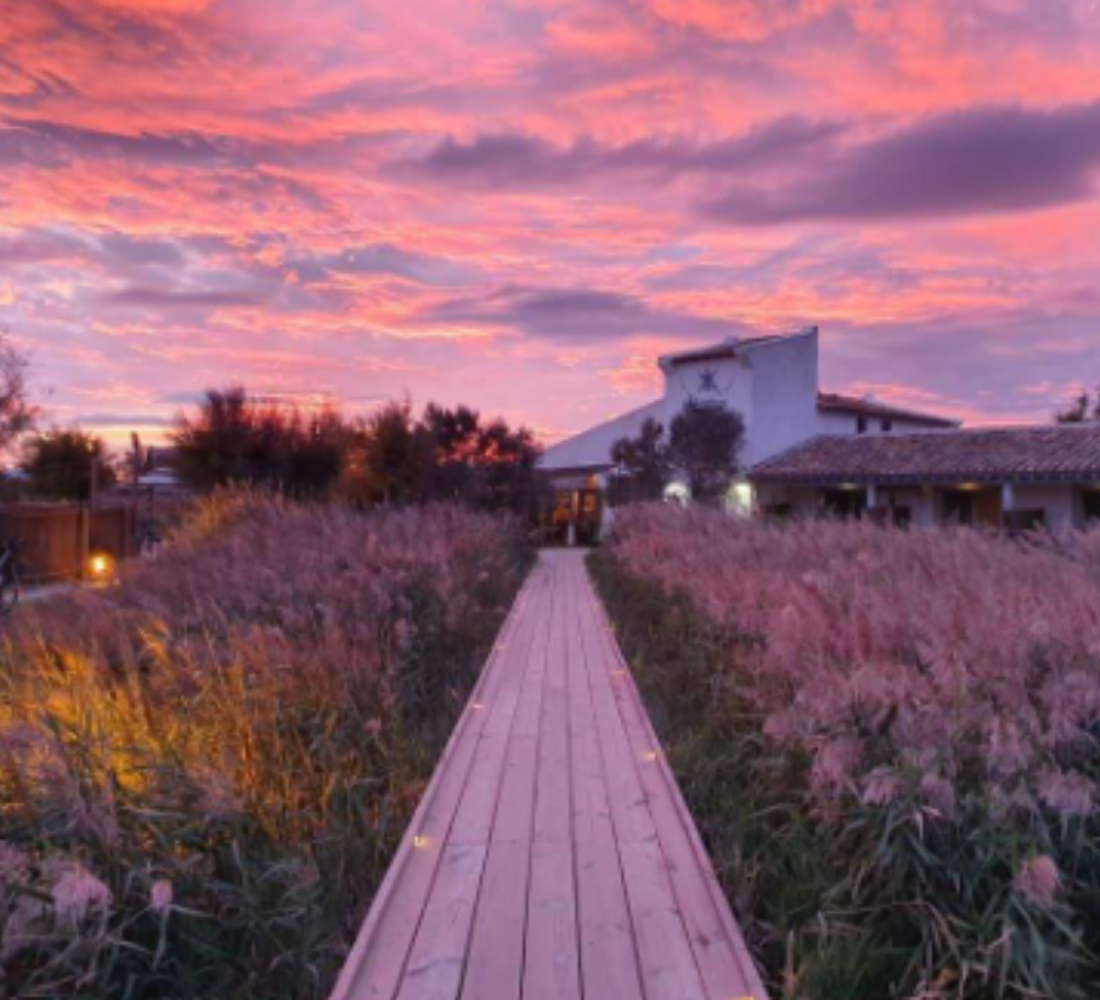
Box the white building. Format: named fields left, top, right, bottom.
left=542, top=326, right=1100, bottom=539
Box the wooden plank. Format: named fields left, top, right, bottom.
left=562, top=555, right=645, bottom=1000
left=448, top=569, right=547, bottom=846
left=396, top=844, right=488, bottom=1000
left=619, top=840, right=708, bottom=1000
left=333, top=551, right=769, bottom=1000
left=575, top=573, right=657, bottom=846
left=573, top=561, right=707, bottom=1000
left=459, top=841, right=530, bottom=999
left=583, top=566, right=771, bottom=1000
left=330, top=578, right=537, bottom=1000
left=462, top=560, right=558, bottom=996
left=532, top=560, right=572, bottom=847
left=459, top=588, right=552, bottom=998
left=522, top=559, right=581, bottom=1000
left=397, top=569, right=549, bottom=1000
left=522, top=841, right=581, bottom=1000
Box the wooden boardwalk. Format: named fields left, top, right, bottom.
left=332, top=550, right=768, bottom=1000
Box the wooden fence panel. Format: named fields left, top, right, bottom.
left=0, top=505, right=132, bottom=582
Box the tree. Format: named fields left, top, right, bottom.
left=609, top=418, right=672, bottom=505
left=358, top=400, right=434, bottom=505
left=1056, top=387, right=1099, bottom=424
left=0, top=330, right=37, bottom=454
left=172, top=387, right=350, bottom=496
left=474, top=416, right=545, bottom=515
left=667, top=403, right=745, bottom=503
left=421, top=403, right=484, bottom=502
left=172, top=387, right=254, bottom=488
left=420, top=404, right=545, bottom=514
left=21, top=429, right=115, bottom=501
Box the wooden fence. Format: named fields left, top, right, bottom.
left=0, top=504, right=134, bottom=583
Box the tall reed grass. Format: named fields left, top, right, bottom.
left=0, top=494, right=531, bottom=998
left=592, top=505, right=1100, bottom=1000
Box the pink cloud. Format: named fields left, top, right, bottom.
left=1, top=0, right=1099, bottom=446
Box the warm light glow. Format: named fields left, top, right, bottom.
left=471, top=702, right=485, bottom=711
left=643, top=751, right=659, bottom=762
left=413, top=835, right=429, bottom=849
left=664, top=483, right=691, bottom=505
left=726, top=481, right=754, bottom=517
left=88, top=553, right=114, bottom=580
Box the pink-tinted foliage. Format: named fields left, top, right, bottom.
left=0, top=494, right=531, bottom=998
left=606, top=505, right=1100, bottom=821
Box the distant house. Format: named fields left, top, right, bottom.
left=114, top=445, right=192, bottom=501
left=541, top=326, right=1100, bottom=538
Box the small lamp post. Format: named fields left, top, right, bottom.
left=81, top=440, right=100, bottom=581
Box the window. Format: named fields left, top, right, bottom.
left=1084, top=490, right=1100, bottom=523
left=856, top=415, right=868, bottom=434
left=882, top=418, right=893, bottom=433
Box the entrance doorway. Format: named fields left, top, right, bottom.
left=549, top=488, right=602, bottom=546
left=941, top=488, right=1001, bottom=527
left=1084, top=489, right=1100, bottom=525
left=821, top=488, right=867, bottom=520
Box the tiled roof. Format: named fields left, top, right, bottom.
left=658, top=330, right=805, bottom=368
left=751, top=425, right=1100, bottom=485
left=816, top=392, right=959, bottom=428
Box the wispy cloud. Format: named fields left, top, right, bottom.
left=425, top=285, right=743, bottom=342
left=2, top=0, right=1100, bottom=442
left=706, top=102, right=1100, bottom=224
left=400, top=118, right=845, bottom=189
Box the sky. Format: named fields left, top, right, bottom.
left=3, top=0, right=1100, bottom=448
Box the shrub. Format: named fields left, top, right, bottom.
left=0, top=497, right=531, bottom=998
left=592, top=505, right=1100, bottom=1000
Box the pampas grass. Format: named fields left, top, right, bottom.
left=0, top=493, right=531, bottom=999
left=592, top=505, right=1100, bottom=1000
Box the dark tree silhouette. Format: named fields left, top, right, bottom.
left=21, top=429, right=115, bottom=500
left=667, top=403, right=745, bottom=503
left=0, top=330, right=37, bottom=454
left=173, top=387, right=350, bottom=496
left=356, top=399, right=434, bottom=505
left=421, top=404, right=544, bottom=513
left=609, top=417, right=671, bottom=505
left=1056, top=387, right=1099, bottom=424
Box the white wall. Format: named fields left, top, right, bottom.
left=1011, top=485, right=1079, bottom=532
left=749, top=331, right=821, bottom=463
left=873, top=486, right=937, bottom=526
left=661, top=328, right=820, bottom=467
left=661, top=353, right=754, bottom=433
left=816, top=410, right=948, bottom=437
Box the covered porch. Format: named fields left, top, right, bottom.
left=750, top=425, right=1100, bottom=532
left=756, top=480, right=1100, bottom=531
left=543, top=469, right=608, bottom=546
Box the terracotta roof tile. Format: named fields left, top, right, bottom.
left=751, top=425, right=1100, bottom=485
left=816, top=392, right=959, bottom=427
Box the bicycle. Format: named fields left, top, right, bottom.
left=0, top=538, right=25, bottom=618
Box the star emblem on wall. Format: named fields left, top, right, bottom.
left=698, top=367, right=719, bottom=393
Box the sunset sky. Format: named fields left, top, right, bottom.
left=3, top=0, right=1100, bottom=447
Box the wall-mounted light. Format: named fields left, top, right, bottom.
left=87, top=552, right=115, bottom=582
left=726, top=481, right=754, bottom=516
left=663, top=482, right=690, bottom=505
